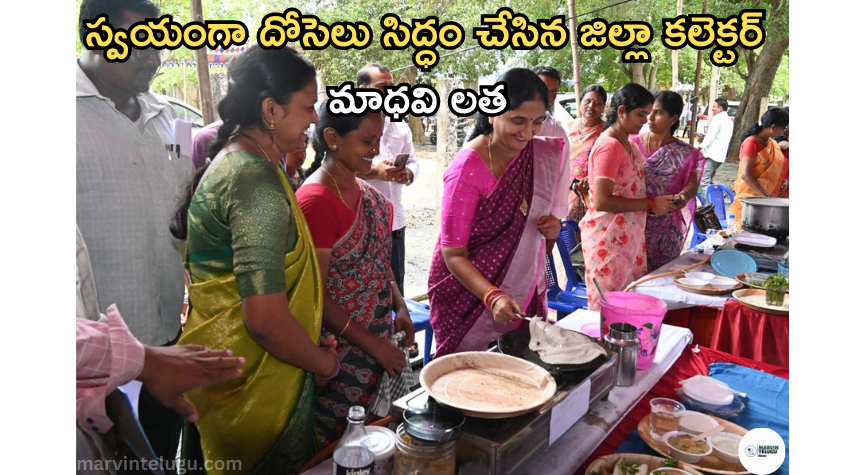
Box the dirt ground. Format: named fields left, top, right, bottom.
left=400, top=142, right=739, bottom=299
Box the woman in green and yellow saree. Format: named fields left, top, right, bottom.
left=170, top=45, right=340, bottom=475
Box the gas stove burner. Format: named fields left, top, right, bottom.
left=463, top=412, right=526, bottom=434
left=734, top=242, right=779, bottom=253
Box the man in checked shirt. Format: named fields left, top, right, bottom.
left=77, top=226, right=244, bottom=474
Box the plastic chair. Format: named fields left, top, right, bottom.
left=546, top=254, right=589, bottom=317
left=546, top=220, right=589, bottom=317
left=706, top=184, right=735, bottom=229
left=555, top=220, right=587, bottom=291
left=689, top=192, right=708, bottom=248
left=402, top=298, right=433, bottom=366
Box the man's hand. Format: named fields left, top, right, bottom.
left=359, top=160, right=402, bottom=181
left=394, top=168, right=413, bottom=185
left=138, top=345, right=245, bottom=422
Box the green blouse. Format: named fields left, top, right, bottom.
left=186, top=150, right=298, bottom=298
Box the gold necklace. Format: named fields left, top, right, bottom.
left=644, top=133, right=671, bottom=155
left=239, top=133, right=272, bottom=163
left=321, top=165, right=349, bottom=208
left=488, top=134, right=528, bottom=216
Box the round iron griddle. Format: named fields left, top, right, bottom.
left=497, top=325, right=609, bottom=378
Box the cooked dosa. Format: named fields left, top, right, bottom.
left=528, top=317, right=606, bottom=365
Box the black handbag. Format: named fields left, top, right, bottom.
left=694, top=204, right=722, bottom=234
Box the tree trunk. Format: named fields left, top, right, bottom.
left=568, top=0, right=580, bottom=94
left=623, top=62, right=646, bottom=87
left=688, top=0, right=710, bottom=145
left=647, top=63, right=659, bottom=92
left=671, top=0, right=683, bottom=91
left=190, top=0, right=215, bottom=124
left=725, top=6, right=789, bottom=162
left=401, top=66, right=426, bottom=143
left=707, top=65, right=720, bottom=123
left=435, top=78, right=462, bottom=231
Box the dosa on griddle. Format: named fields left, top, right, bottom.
left=528, top=317, right=606, bottom=365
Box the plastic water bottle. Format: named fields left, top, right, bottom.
left=333, top=406, right=375, bottom=475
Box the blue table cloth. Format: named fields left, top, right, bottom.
left=617, top=362, right=790, bottom=474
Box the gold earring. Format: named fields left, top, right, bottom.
left=332, top=145, right=338, bottom=151
left=269, top=122, right=275, bottom=130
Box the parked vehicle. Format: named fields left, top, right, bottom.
left=554, top=93, right=579, bottom=124
left=430, top=116, right=468, bottom=145
left=696, top=100, right=739, bottom=135
left=157, top=94, right=205, bottom=135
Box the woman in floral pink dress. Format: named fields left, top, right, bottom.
left=580, top=84, right=677, bottom=310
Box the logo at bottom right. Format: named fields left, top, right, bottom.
left=738, top=428, right=786, bottom=474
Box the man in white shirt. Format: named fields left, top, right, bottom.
left=697, top=98, right=734, bottom=193
left=77, top=0, right=194, bottom=469
left=355, top=63, right=419, bottom=294
left=531, top=66, right=569, bottom=146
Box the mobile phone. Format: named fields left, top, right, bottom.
left=672, top=196, right=685, bottom=205
left=393, top=153, right=410, bottom=169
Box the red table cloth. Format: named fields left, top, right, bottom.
left=577, top=345, right=788, bottom=474
left=710, top=299, right=789, bottom=368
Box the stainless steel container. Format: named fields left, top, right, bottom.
left=604, top=322, right=640, bottom=387
left=740, top=197, right=789, bottom=239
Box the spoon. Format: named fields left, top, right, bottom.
left=690, top=424, right=725, bottom=442
left=592, top=277, right=609, bottom=303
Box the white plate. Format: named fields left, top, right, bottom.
left=679, top=410, right=720, bottom=435
left=731, top=232, right=777, bottom=248
left=679, top=278, right=709, bottom=287
left=680, top=376, right=735, bottom=406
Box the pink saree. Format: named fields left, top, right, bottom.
left=428, top=137, right=569, bottom=357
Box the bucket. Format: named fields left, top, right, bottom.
left=600, top=292, right=667, bottom=370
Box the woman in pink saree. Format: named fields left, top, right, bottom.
left=632, top=91, right=705, bottom=272
left=428, top=68, right=570, bottom=357
left=581, top=84, right=677, bottom=310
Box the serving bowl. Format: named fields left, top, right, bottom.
left=708, top=432, right=744, bottom=464
left=662, top=431, right=713, bottom=464
left=707, top=277, right=738, bottom=290
left=678, top=278, right=709, bottom=287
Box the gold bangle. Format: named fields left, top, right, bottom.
left=337, top=318, right=351, bottom=336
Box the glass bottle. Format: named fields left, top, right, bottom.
left=333, top=406, right=375, bottom=475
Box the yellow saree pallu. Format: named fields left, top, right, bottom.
left=728, top=139, right=786, bottom=231
left=180, top=170, right=323, bottom=475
